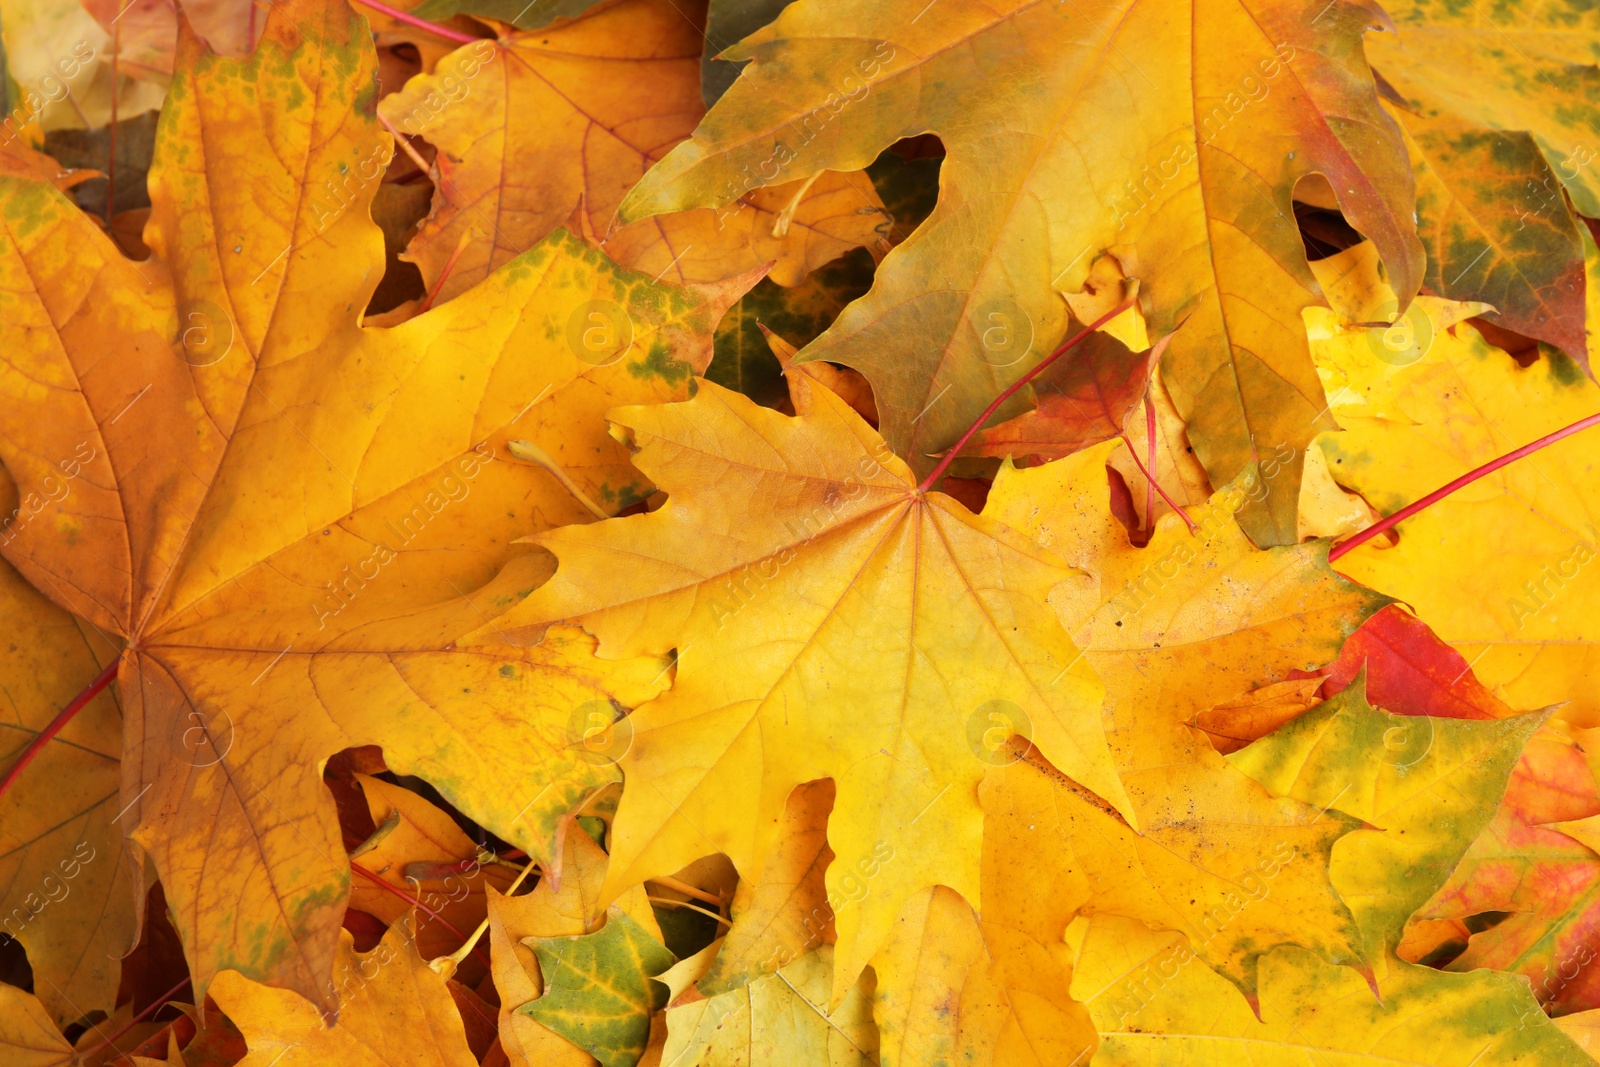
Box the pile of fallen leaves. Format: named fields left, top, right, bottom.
left=3, top=0, right=1600, bottom=1061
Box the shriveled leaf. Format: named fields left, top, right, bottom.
left=378, top=0, right=885, bottom=305
left=348, top=775, right=517, bottom=966
left=0, top=0, right=737, bottom=1014
left=211, top=923, right=478, bottom=1067
left=1229, top=680, right=1546, bottom=957
left=617, top=0, right=1423, bottom=543
left=1306, top=243, right=1600, bottom=722
left=519, top=906, right=676, bottom=1067
left=496, top=376, right=1133, bottom=1003
left=1071, top=914, right=1589, bottom=1065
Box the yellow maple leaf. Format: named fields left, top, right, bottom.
left=873, top=883, right=1094, bottom=1067
left=0, top=558, right=132, bottom=1026
left=0, top=0, right=741, bottom=1014
left=1069, top=913, right=1588, bottom=1064
left=615, top=0, right=1424, bottom=544
left=377, top=0, right=887, bottom=305
left=211, top=922, right=479, bottom=1066
left=496, top=373, right=1132, bottom=1005
left=660, top=942, right=877, bottom=1066
left=1305, top=242, right=1600, bottom=722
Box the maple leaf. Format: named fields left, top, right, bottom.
left=0, top=982, right=82, bottom=1067
left=1305, top=242, right=1600, bottom=721
left=1315, top=603, right=1530, bottom=722
left=614, top=0, right=1424, bottom=543
left=0, top=0, right=743, bottom=1014
left=1070, top=913, right=1590, bottom=1064
left=0, top=558, right=132, bottom=1026
left=659, top=942, right=878, bottom=1066
left=695, top=778, right=835, bottom=997
left=872, top=883, right=1093, bottom=1067
left=1390, top=112, right=1587, bottom=363
left=987, top=444, right=1384, bottom=854
left=377, top=0, right=886, bottom=306
left=1229, top=679, right=1546, bottom=960
left=495, top=373, right=1134, bottom=1004
left=1400, top=713, right=1600, bottom=1014
left=346, top=774, right=517, bottom=970
left=1365, top=0, right=1598, bottom=369
left=486, top=824, right=662, bottom=1067
left=980, top=744, right=1362, bottom=1009
left=209, top=922, right=479, bottom=1066
left=518, top=906, right=676, bottom=1067
left=962, top=326, right=1151, bottom=463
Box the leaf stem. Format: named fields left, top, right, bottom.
left=1119, top=431, right=1197, bottom=533
left=75, top=975, right=190, bottom=1061
left=917, top=298, right=1137, bottom=494
left=0, top=657, right=119, bottom=803
left=348, top=861, right=489, bottom=969
left=646, top=874, right=722, bottom=907
left=646, top=896, right=731, bottom=926
left=1143, top=394, right=1156, bottom=532
left=1328, top=409, right=1600, bottom=562
left=349, top=0, right=483, bottom=44
left=428, top=858, right=536, bottom=978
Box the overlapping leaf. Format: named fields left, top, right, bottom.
left=211, top=923, right=478, bottom=1067
left=616, top=0, right=1424, bottom=543
left=661, top=943, right=877, bottom=1066
left=519, top=907, right=676, bottom=1067
left=985, top=440, right=1386, bottom=992
left=1070, top=914, right=1589, bottom=1064
left=0, top=557, right=132, bottom=1026
left=378, top=0, right=886, bottom=306
left=0, top=0, right=740, bottom=1015
left=1306, top=242, right=1600, bottom=721
left=1229, top=681, right=1545, bottom=959
left=495, top=374, right=1132, bottom=1004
